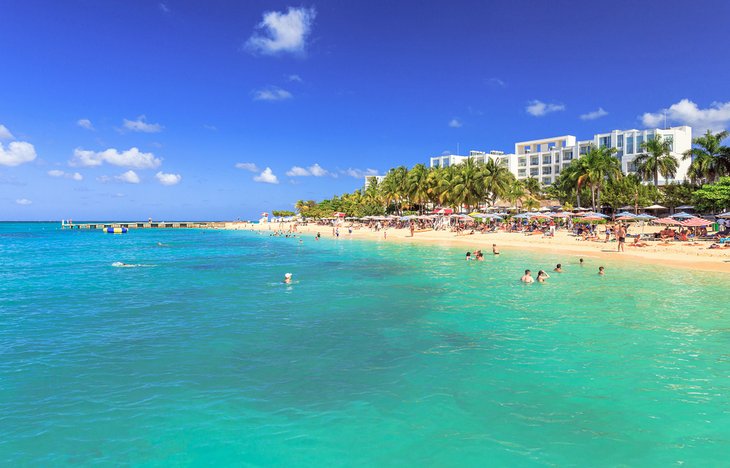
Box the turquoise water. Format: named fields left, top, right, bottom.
left=2, top=223, right=729, bottom=466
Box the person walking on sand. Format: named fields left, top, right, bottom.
left=617, top=224, right=626, bottom=252
left=410, top=223, right=415, bottom=237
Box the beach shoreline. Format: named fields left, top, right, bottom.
left=228, top=221, right=730, bottom=274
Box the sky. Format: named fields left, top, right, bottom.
left=2, top=0, right=730, bottom=221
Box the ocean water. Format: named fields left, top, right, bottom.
left=1, top=222, right=730, bottom=466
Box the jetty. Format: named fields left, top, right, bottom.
left=61, top=221, right=227, bottom=230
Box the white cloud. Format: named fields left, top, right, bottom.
left=486, top=77, right=506, bottom=88
left=48, top=169, right=83, bottom=181
left=116, top=170, right=141, bottom=184
left=526, top=100, right=566, bottom=117
left=253, top=86, right=292, bottom=101
left=286, top=165, right=310, bottom=176
left=0, top=141, right=37, bottom=166
left=580, top=107, right=608, bottom=121
left=0, top=124, right=14, bottom=139
left=344, top=168, right=379, bottom=178
left=77, top=118, right=94, bottom=130
left=254, top=167, right=279, bottom=184
left=245, top=7, right=316, bottom=56
left=288, top=74, right=303, bottom=82
left=122, top=115, right=163, bottom=133
left=70, top=147, right=162, bottom=169
left=155, top=171, right=181, bottom=186
left=203, top=124, right=217, bottom=131
left=641, top=99, right=730, bottom=133
left=159, top=2, right=170, bottom=13
left=448, top=118, right=463, bottom=128
left=15, top=198, right=32, bottom=206
left=235, top=162, right=259, bottom=172
left=285, top=163, right=329, bottom=177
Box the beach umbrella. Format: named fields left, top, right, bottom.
left=434, top=207, right=453, bottom=215
left=616, top=216, right=635, bottom=221
left=681, top=217, right=712, bottom=227
left=644, top=204, right=667, bottom=210
left=549, top=212, right=571, bottom=218
left=619, top=205, right=635, bottom=211
left=530, top=213, right=551, bottom=219
left=717, top=211, right=730, bottom=219
left=574, top=206, right=590, bottom=212
left=670, top=211, right=694, bottom=219
left=581, top=215, right=604, bottom=221
left=654, top=217, right=681, bottom=225
left=581, top=212, right=609, bottom=218
left=614, top=211, right=637, bottom=218
left=513, top=213, right=531, bottom=219
left=635, top=213, right=656, bottom=220
left=676, top=205, right=695, bottom=210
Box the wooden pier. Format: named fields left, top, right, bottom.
left=61, top=221, right=227, bottom=230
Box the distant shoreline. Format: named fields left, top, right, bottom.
left=229, top=221, right=730, bottom=274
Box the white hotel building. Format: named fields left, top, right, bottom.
left=429, top=126, right=693, bottom=186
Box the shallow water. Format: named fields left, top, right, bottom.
left=1, top=223, right=729, bottom=465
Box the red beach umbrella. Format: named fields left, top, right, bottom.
left=680, top=217, right=712, bottom=227
left=654, top=217, right=681, bottom=225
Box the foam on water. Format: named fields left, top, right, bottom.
left=1, top=223, right=729, bottom=466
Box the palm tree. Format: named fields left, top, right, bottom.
left=634, top=137, right=677, bottom=186
left=505, top=180, right=526, bottom=212
left=522, top=177, right=542, bottom=199
left=573, top=145, right=622, bottom=211
left=482, top=159, right=515, bottom=206
left=406, top=164, right=429, bottom=213
left=450, top=157, right=485, bottom=212
left=683, top=129, right=730, bottom=184
left=381, top=166, right=409, bottom=214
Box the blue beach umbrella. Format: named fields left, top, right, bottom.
left=635, top=213, right=656, bottom=220
left=614, top=211, right=637, bottom=218
left=670, top=211, right=694, bottom=219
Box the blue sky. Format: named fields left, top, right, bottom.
left=2, top=0, right=730, bottom=220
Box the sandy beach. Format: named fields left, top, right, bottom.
left=225, top=221, right=730, bottom=274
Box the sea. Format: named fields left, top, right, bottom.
left=1, top=222, right=729, bottom=466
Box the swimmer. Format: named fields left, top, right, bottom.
left=283, top=273, right=292, bottom=284
left=521, top=269, right=534, bottom=283
left=598, top=266, right=605, bottom=276
left=492, top=244, right=500, bottom=255
left=466, top=251, right=472, bottom=261
left=579, top=258, right=584, bottom=266
left=554, top=263, right=562, bottom=272
left=537, top=270, right=550, bottom=283
left=316, top=232, right=321, bottom=241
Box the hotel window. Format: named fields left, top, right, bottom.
left=543, top=166, right=552, bottom=175
left=542, top=177, right=552, bottom=185
left=617, top=135, right=624, bottom=148
left=636, top=136, right=644, bottom=152
left=530, top=156, right=539, bottom=165
left=599, top=136, right=611, bottom=148
left=554, top=165, right=561, bottom=174
left=627, top=161, right=637, bottom=172
left=626, top=136, right=634, bottom=153
left=530, top=168, right=539, bottom=176
left=432, top=160, right=440, bottom=168
left=518, top=169, right=526, bottom=177
left=563, top=151, right=573, bottom=161
left=664, top=136, right=674, bottom=151
left=442, top=159, right=450, bottom=167
left=543, top=154, right=552, bottom=164
left=616, top=150, right=624, bottom=160
left=518, top=158, right=526, bottom=167
left=523, top=145, right=531, bottom=153
left=547, top=142, right=555, bottom=150
left=580, top=145, right=589, bottom=155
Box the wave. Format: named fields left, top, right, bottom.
left=112, top=262, right=156, bottom=268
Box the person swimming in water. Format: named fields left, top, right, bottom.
left=554, top=263, right=562, bottom=272
left=283, top=273, right=292, bottom=284
left=492, top=244, right=500, bottom=255
left=537, top=270, right=550, bottom=282
left=598, top=266, right=605, bottom=276
left=521, top=269, right=534, bottom=283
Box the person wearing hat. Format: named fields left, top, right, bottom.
left=283, top=273, right=292, bottom=284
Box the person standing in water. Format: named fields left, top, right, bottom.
left=598, top=266, right=605, bottom=276
left=492, top=244, right=500, bottom=255
left=521, top=269, right=534, bottom=283
left=283, top=273, right=292, bottom=284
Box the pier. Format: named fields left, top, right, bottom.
left=61, top=221, right=227, bottom=230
